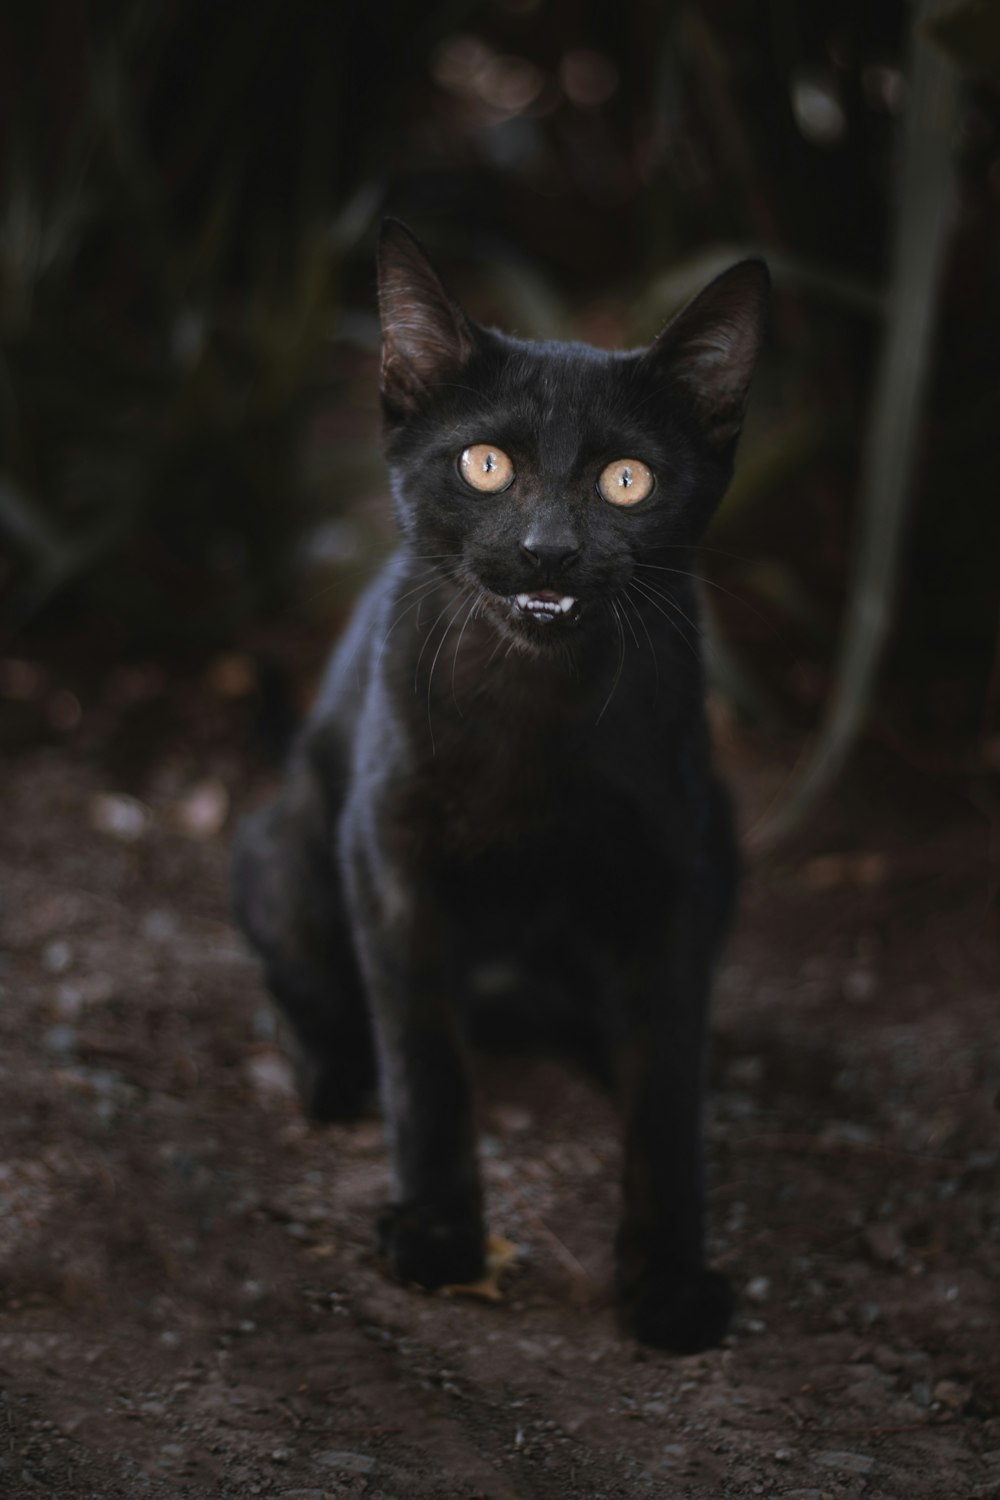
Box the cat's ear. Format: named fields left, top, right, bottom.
left=643, top=260, right=769, bottom=446
left=377, top=220, right=476, bottom=416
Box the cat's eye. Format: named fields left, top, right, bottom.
left=598, top=458, right=654, bottom=507
left=459, top=444, right=515, bottom=494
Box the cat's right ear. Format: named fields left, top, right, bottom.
left=377, top=221, right=475, bottom=418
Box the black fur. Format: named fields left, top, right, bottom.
left=233, top=222, right=768, bottom=1352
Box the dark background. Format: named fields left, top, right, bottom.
left=2, top=0, right=999, bottom=839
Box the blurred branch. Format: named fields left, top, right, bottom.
left=749, top=0, right=960, bottom=855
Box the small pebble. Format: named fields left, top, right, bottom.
left=842, top=968, right=878, bottom=1004
left=43, top=1025, right=76, bottom=1054
left=90, top=793, right=149, bottom=842
left=933, top=1379, right=969, bottom=1410
left=174, top=779, right=229, bottom=838
left=863, top=1224, right=903, bottom=1264
left=141, top=910, right=177, bottom=940
left=815, top=1450, right=875, bottom=1475
left=314, top=1450, right=376, bottom=1475
left=44, top=940, right=73, bottom=974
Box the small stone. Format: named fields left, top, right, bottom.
left=819, top=1121, right=875, bottom=1147
left=174, top=779, right=229, bottom=838
left=493, top=1104, right=534, bottom=1133
left=206, top=653, right=257, bottom=698
left=0, top=658, right=46, bottom=699
left=932, top=1379, right=969, bottom=1410
left=863, top=1224, right=903, bottom=1264
left=90, top=793, right=148, bottom=842
left=314, top=1450, right=376, bottom=1475
left=842, top=968, right=878, bottom=1005
left=246, top=1053, right=296, bottom=1100
left=745, top=1275, right=771, bottom=1303
left=815, top=1450, right=875, bottom=1475
left=47, top=689, right=82, bottom=732
left=44, top=1025, right=76, bottom=1054
left=54, top=984, right=85, bottom=1018
left=141, top=910, right=177, bottom=940
left=43, top=940, right=73, bottom=974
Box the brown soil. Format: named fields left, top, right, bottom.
left=1, top=653, right=998, bottom=1500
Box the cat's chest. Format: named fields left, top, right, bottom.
left=412, top=717, right=576, bottom=855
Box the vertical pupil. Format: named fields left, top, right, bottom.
left=621, top=466, right=632, bottom=487
left=484, top=453, right=496, bottom=472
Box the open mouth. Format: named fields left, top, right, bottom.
left=509, top=590, right=579, bottom=625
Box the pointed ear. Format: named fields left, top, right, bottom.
left=643, top=260, right=769, bottom=446
left=377, top=220, right=476, bottom=416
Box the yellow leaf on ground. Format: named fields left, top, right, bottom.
left=440, top=1234, right=520, bottom=1303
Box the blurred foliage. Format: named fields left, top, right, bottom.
left=2, top=0, right=999, bottom=800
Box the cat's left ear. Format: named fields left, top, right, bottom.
left=643, top=260, right=769, bottom=446
left=377, top=219, right=476, bottom=418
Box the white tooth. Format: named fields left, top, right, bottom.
left=558, top=597, right=575, bottom=612
left=516, top=593, right=530, bottom=607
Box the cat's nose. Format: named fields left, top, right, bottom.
left=519, top=533, right=581, bottom=572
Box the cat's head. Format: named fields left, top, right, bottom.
left=376, top=220, right=767, bottom=649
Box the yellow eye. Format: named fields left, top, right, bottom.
left=598, top=458, right=654, bottom=506
left=459, top=444, right=515, bottom=494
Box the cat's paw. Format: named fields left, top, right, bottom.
left=621, top=1266, right=734, bottom=1353
left=377, top=1201, right=485, bottom=1290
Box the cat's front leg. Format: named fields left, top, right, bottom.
left=341, top=824, right=485, bottom=1290
left=613, top=879, right=735, bottom=1354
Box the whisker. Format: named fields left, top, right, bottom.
left=414, top=587, right=463, bottom=692
left=627, top=577, right=701, bottom=664
left=616, top=590, right=642, bottom=653
left=649, top=544, right=755, bottom=564
left=484, top=624, right=509, bottom=671
left=631, top=575, right=703, bottom=639
left=304, top=559, right=435, bottom=611
left=622, top=586, right=659, bottom=706
left=596, top=600, right=627, bottom=725
left=450, top=589, right=483, bottom=715
left=636, top=562, right=786, bottom=639
left=373, top=575, right=453, bottom=672
left=425, top=584, right=476, bottom=753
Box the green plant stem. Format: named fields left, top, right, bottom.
left=749, top=0, right=960, bottom=855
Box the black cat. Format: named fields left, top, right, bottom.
left=233, top=221, right=767, bottom=1353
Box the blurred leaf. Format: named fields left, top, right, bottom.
left=924, top=0, right=1000, bottom=74
left=633, top=246, right=881, bottom=342
left=713, top=410, right=836, bottom=527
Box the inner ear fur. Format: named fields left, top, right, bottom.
left=377, top=220, right=476, bottom=415
left=644, top=260, right=769, bottom=445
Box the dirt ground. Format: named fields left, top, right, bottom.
left=0, top=648, right=998, bottom=1500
